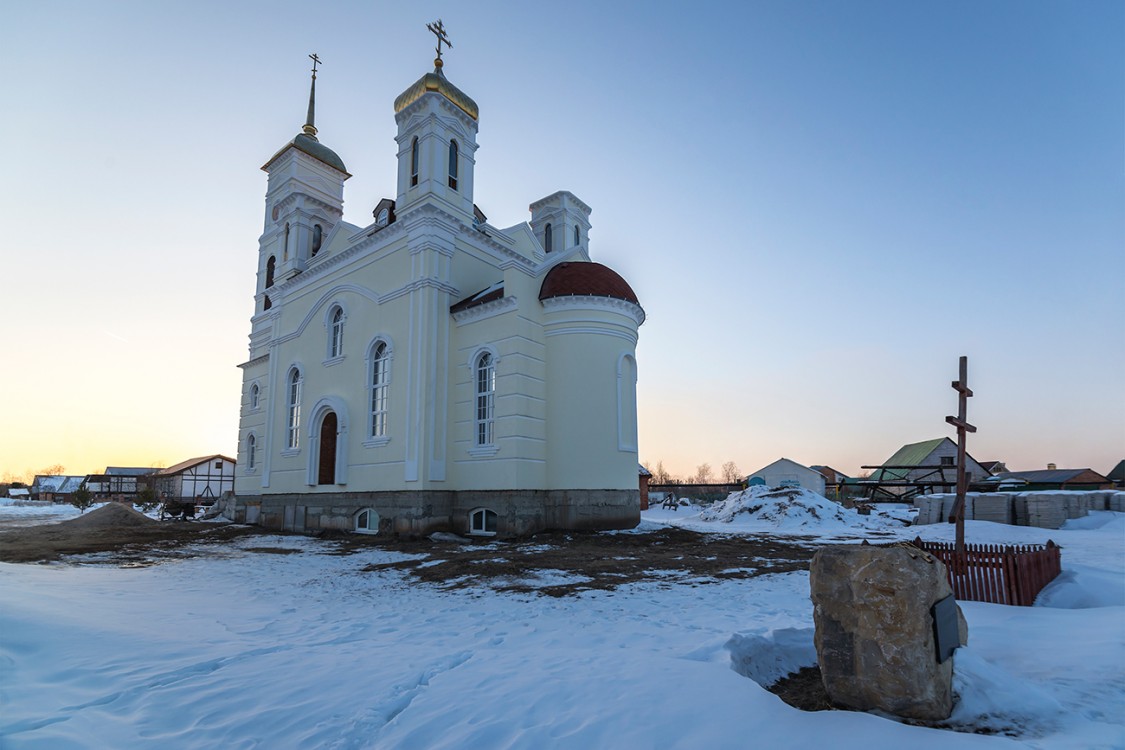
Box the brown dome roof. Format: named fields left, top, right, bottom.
left=539, top=262, right=639, bottom=305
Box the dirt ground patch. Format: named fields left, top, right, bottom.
left=0, top=509, right=270, bottom=564
left=342, top=526, right=819, bottom=596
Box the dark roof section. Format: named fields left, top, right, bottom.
left=998, top=468, right=1109, bottom=484
left=539, top=262, right=639, bottom=305
left=451, top=282, right=504, bottom=314
left=1106, top=460, right=1125, bottom=483
left=156, top=455, right=236, bottom=476
left=262, top=132, right=348, bottom=175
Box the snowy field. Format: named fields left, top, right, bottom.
left=1, top=497, right=1122, bottom=749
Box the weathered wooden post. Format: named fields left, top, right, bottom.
left=945, top=355, right=976, bottom=555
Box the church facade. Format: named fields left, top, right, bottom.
left=231, top=49, right=645, bottom=538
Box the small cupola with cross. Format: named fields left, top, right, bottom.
left=392, top=20, right=479, bottom=224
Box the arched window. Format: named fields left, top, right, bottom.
left=448, top=139, right=459, bottom=190
left=263, top=295, right=272, bottom=311
left=286, top=367, right=302, bottom=449
left=249, top=383, right=260, bottom=410
left=410, top=137, right=419, bottom=186
left=246, top=434, right=256, bottom=471
left=283, top=223, right=290, bottom=260
left=469, top=507, right=497, bottom=536
left=311, top=224, right=323, bottom=257
left=370, top=341, right=389, bottom=438
left=265, top=256, right=276, bottom=288
left=329, top=307, right=344, bottom=359
left=355, top=508, right=379, bottom=535
left=617, top=354, right=638, bottom=452
left=544, top=223, right=553, bottom=253
left=574, top=225, right=580, bottom=246
left=376, top=208, right=389, bottom=226
left=475, top=351, right=495, bottom=446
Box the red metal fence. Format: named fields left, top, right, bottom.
left=911, top=537, right=1062, bottom=606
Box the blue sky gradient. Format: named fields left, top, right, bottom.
left=2, top=1, right=1121, bottom=480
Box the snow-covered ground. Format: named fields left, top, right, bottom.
left=1, top=500, right=1122, bottom=749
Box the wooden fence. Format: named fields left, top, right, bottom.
left=911, top=537, right=1061, bottom=607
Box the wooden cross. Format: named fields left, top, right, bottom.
left=945, top=355, right=977, bottom=554
left=309, top=53, right=322, bottom=78
left=426, top=19, right=452, bottom=63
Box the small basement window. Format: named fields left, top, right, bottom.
left=469, top=507, right=498, bottom=536
left=355, top=508, right=380, bottom=535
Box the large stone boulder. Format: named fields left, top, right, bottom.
left=809, top=544, right=967, bottom=721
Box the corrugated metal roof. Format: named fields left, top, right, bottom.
left=104, top=467, right=156, bottom=476
left=870, top=438, right=948, bottom=481
left=998, top=468, right=1100, bottom=483
left=156, top=455, right=236, bottom=476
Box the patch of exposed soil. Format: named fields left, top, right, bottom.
left=769, top=666, right=835, bottom=711
left=350, top=526, right=818, bottom=596
left=0, top=504, right=270, bottom=563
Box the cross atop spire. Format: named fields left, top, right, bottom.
left=303, top=53, right=321, bottom=137
left=426, top=19, right=452, bottom=69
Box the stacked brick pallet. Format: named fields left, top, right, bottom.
left=912, top=490, right=1120, bottom=529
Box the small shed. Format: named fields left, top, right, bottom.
left=638, top=464, right=652, bottom=510
left=747, top=458, right=826, bottom=495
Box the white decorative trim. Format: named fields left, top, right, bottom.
left=467, top=344, right=500, bottom=370
left=280, top=448, right=301, bottom=458
left=452, top=296, right=517, bottom=325
left=616, top=353, right=639, bottom=453
left=467, top=445, right=499, bottom=457
left=541, top=295, right=646, bottom=325
left=544, top=325, right=639, bottom=345
left=363, top=436, right=391, bottom=449
left=305, top=396, right=350, bottom=487
left=322, top=355, right=345, bottom=368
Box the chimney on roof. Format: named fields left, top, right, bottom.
left=1047, top=462, right=1057, bottom=470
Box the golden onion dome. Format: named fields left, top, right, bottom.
left=394, top=62, right=478, bottom=121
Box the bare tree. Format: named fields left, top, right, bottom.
left=721, top=461, right=742, bottom=483
left=37, top=464, right=65, bottom=476
left=693, top=463, right=713, bottom=484
left=651, top=460, right=671, bottom=484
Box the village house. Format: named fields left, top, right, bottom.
left=747, top=458, right=826, bottom=495
left=155, top=456, right=236, bottom=504
left=232, top=35, right=644, bottom=538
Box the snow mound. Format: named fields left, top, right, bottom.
left=699, top=486, right=870, bottom=529
left=62, top=502, right=156, bottom=530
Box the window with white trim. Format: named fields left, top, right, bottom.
left=249, top=383, right=260, bottom=410
left=574, top=225, right=580, bottom=246
left=469, top=507, right=497, bottom=536
left=329, top=307, right=344, bottom=358
left=246, top=434, right=256, bottom=471
left=448, top=139, right=459, bottom=190
left=370, top=341, right=389, bottom=438
left=311, top=224, right=323, bottom=257
left=475, top=351, right=495, bottom=446
left=544, top=223, right=553, bottom=253
left=355, top=508, right=379, bottom=535
left=286, top=367, right=302, bottom=449
left=410, top=137, right=419, bottom=186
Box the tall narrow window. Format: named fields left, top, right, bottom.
left=475, top=352, right=495, bottom=446
left=544, top=223, right=553, bottom=253
left=410, top=137, right=419, bottom=186
left=283, top=223, right=290, bottom=260
left=247, top=434, right=256, bottom=471
left=249, top=383, right=260, bottom=410
left=574, top=225, right=580, bottom=246
left=370, top=341, right=389, bottom=438
left=329, top=307, right=344, bottom=358
left=448, top=139, right=459, bottom=190
left=311, top=224, right=323, bottom=257
left=265, top=256, right=276, bottom=288
left=287, top=368, right=302, bottom=449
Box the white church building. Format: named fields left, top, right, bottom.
left=232, top=41, right=645, bottom=538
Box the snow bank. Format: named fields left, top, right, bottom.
left=699, top=485, right=884, bottom=530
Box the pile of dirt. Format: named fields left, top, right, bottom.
left=0, top=506, right=263, bottom=564
left=63, top=502, right=157, bottom=529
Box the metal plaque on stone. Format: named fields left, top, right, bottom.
left=931, top=594, right=959, bottom=664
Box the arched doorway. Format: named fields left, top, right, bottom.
left=318, top=411, right=337, bottom=485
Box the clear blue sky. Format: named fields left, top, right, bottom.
left=2, top=0, right=1121, bottom=481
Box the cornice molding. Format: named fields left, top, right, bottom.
left=238, top=353, right=270, bottom=369
left=452, top=295, right=518, bottom=326
left=541, top=295, right=646, bottom=326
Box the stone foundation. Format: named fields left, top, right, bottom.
left=229, top=489, right=640, bottom=538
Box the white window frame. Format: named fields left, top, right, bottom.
left=249, top=382, right=260, bottom=411
left=448, top=139, right=459, bottom=190
left=246, top=433, right=257, bottom=472
left=474, top=350, right=495, bottom=448
left=365, top=336, right=394, bottom=448
left=285, top=366, right=302, bottom=452
left=354, top=508, right=379, bottom=535
left=616, top=353, right=639, bottom=452
left=325, top=304, right=346, bottom=364
left=469, top=507, right=498, bottom=537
